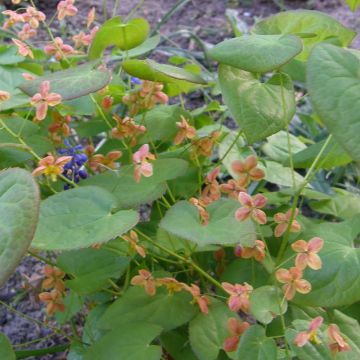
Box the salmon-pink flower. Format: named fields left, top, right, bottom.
left=200, top=167, right=221, bottom=205
left=327, top=324, right=351, bottom=354
left=87, top=7, right=96, bottom=28
left=18, top=23, right=37, bottom=40
left=122, top=230, right=146, bottom=258
left=223, top=318, right=250, bottom=352
left=183, top=284, right=210, bottom=314
left=132, top=144, right=155, bottom=183
left=39, top=290, right=65, bottom=316
left=231, top=155, right=265, bottom=187
left=42, top=265, right=65, bottom=293
left=157, top=277, right=185, bottom=294
left=291, top=237, right=324, bottom=270
left=44, top=37, right=76, bottom=61
left=235, top=192, right=267, bottom=225
left=30, top=81, right=62, bottom=121
left=23, top=7, right=46, bottom=29
left=274, top=208, right=301, bottom=238
left=131, top=269, right=157, bottom=296
left=32, top=155, right=72, bottom=181
left=222, top=282, right=253, bottom=313
left=22, top=72, right=36, bottom=81
left=275, top=267, right=311, bottom=300
left=189, top=197, right=209, bottom=225
left=111, top=115, right=146, bottom=146
left=174, top=116, right=196, bottom=145
left=238, top=240, right=266, bottom=262
left=294, top=316, right=323, bottom=347
left=0, top=90, right=10, bottom=102
left=191, top=131, right=220, bottom=158
left=85, top=146, right=122, bottom=172
left=2, top=10, right=24, bottom=29
left=57, top=0, right=78, bottom=21
left=72, top=26, right=98, bottom=48
left=220, top=179, right=246, bottom=199
left=12, top=39, right=34, bottom=58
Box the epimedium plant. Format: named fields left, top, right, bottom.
left=0, top=0, right=360, bottom=359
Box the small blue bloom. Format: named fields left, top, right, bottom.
left=131, top=77, right=142, bottom=85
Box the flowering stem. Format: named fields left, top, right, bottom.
left=90, top=94, right=113, bottom=130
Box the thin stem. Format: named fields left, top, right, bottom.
left=28, top=251, right=56, bottom=267
left=125, top=0, right=146, bottom=20
left=90, top=94, right=113, bottom=130
left=15, top=344, right=70, bottom=360
left=113, top=0, right=121, bottom=17
left=218, top=128, right=242, bottom=164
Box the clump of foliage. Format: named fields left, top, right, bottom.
left=1, top=0, right=360, bottom=359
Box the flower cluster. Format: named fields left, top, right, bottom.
left=32, top=154, right=72, bottom=182
left=111, top=115, right=146, bottom=146
left=48, top=112, right=72, bottom=144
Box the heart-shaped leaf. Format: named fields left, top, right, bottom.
left=209, top=34, right=302, bottom=73
left=0, top=168, right=39, bottom=287
left=31, top=186, right=139, bottom=250
left=253, top=10, right=355, bottom=60
left=219, top=64, right=295, bottom=143
left=160, top=199, right=256, bottom=247
left=307, top=43, right=360, bottom=163
left=99, top=287, right=197, bottom=332
left=89, top=17, right=150, bottom=59
left=19, top=62, right=111, bottom=101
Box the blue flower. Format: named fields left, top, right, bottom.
left=131, top=77, right=142, bottom=85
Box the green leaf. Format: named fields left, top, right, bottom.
left=82, top=158, right=189, bottom=209
left=31, top=186, right=139, bottom=250
left=99, top=287, right=197, bottom=332
left=84, top=322, right=162, bottom=360
left=189, top=300, right=236, bottom=360
left=309, top=188, right=360, bottom=219
left=19, top=62, right=111, bottom=101
left=89, top=17, right=150, bottom=59
left=55, top=291, right=83, bottom=324
left=160, top=199, right=256, bottom=247
left=209, top=34, right=302, bottom=73
left=235, top=325, right=277, bottom=360
left=122, top=59, right=207, bottom=85
left=261, top=131, right=306, bottom=163
left=292, top=216, right=360, bottom=307
left=0, top=46, right=24, bottom=65
left=345, top=0, right=360, bottom=11
left=307, top=43, right=360, bottom=163
left=250, top=286, right=287, bottom=325
left=289, top=137, right=352, bottom=169
left=57, top=248, right=130, bottom=294
left=0, top=333, right=15, bottom=360
left=253, top=10, right=355, bottom=60
left=0, top=168, right=39, bottom=287
left=161, top=329, right=197, bottom=360
left=218, top=65, right=295, bottom=144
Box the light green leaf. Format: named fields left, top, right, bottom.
left=84, top=322, right=162, bottom=360
left=82, top=158, right=189, bottom=209
left=235, top=325, right=277, bottom=359
left=253, top=10, right=355, bottom=60
left=0, top=333, right=15, bottom=360
left=262, top=161, right=305, bottom=188
left=160, top=199, right=256, bottom=247
left=209, top=34, right=302, bottom=73
left=31, top=186, right=139, bottom=250
left=261, top=131, right=306, bottom=163
left=293, top=216, right=360, bottom=307
left=89, top=17, right=150, bottom=59
left=307, top=43, right=360, bottom=163
left=57, top=247, right=130, bottom=294
left=250, top=286, right=287, bottom=325
left=0, top=168, right=39, bottom=287
left=189, top=300, right=236, bottom=360
left=99, top=286, right=197, bottom=332
left=219, top=65, right=295, bottom=143
left=20, top=62, right=111, bottom=101
left=345, top=0, right=360, bottom=11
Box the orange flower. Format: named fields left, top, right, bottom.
left=2, top=10, right=25, bottom=29
left=57, top=0, right=78, bottom=21
left=189, top=197, right=209, bottom=225
left=32, top=154, right=72, bottom=181
left=12, top=39, right=34, bottom=58
left=291, top=237, right=324, bottom=270
left=131, top=269, right=157, bottom=296
left=85, top=145, right=122, bottom=172
left=231, top=155, right=265, bottom=187
left=200, top=167, right=221, bottom=205
left=23, top=7, right=46, bottom=29
left=294, top=316, right=323, bottom=347
left=238, top=240, right=266, bottom=262
left=122, top=230, right=146, bottom=258
left=72, top=27, right=98, bottom=48
left=111, top=115, right=146, bottom=146
left=48, top=112, right=71, bottom=143
left=132, top=144, right=155, bottom=183
left=174, top=116, right=196, bottom=145
left=42, top=265, right=65, bottom=292
left=157, top=277, right=185, bottom=295
left=38, top=290, right=65, bottom=316
left=223, top=318, right=250, bottom=352
left=18, top=23, right=37, bottom=40
left=191, top=131, right=220, bottom=158
left=274, top=208, right=301, bottom=237
left=44, top=37, right=76, bottom=61
left=183, top=284, right=210, bottom=314
left=235, top=192, right=267, bottom=225
left=275, top=267, right=311, bottom=300
left=87, top=7, right=96, bottom=28
left=222, top=282, right=253, bottom=313
left=327, top=324, right=351, bottom=354
left=220, top=179, right=246, bottom=199
left=0, top=90, right=10, bottom=102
